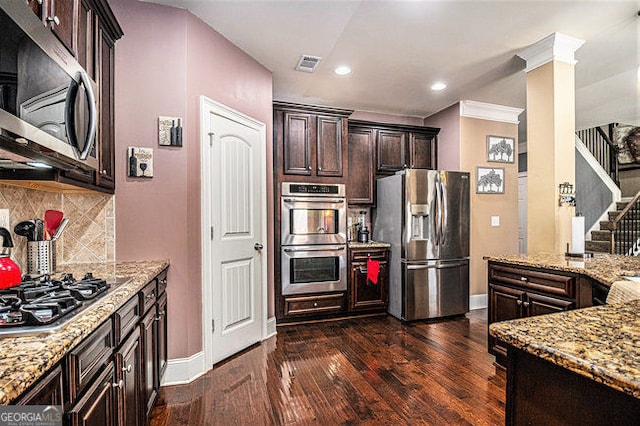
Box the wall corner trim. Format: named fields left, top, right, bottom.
left=459, top=100, right=524, bottom=124
left=517, top=32, right=585, bottom=73
left=470, top=293, right=488, bottom=310
left=162, top=351, right=206, bottom=386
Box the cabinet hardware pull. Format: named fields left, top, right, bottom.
left=523, top=301, right=530, bottom=307
left=516, top=300, right=522, bottom=305
left=146, top=292, right=155, bottom=300
left=160, top=279, right=167, bottom=285
left=101, top=169, right=107, bottom=175
left=112, top=380, right=124, bottom=389
left=313, top=302, right=318, bottom=307
left=122, top=365, right=132, bottom=373
left=520, top=276, right=528, bottom=282
left=46, top=15, right=60, bottom=26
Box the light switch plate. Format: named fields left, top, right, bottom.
left=0, top=209, right=9, bottom=230
left=491, top=216, right=500, bottom=227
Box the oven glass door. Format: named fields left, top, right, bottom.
left=281, top=245, right=347, bottom=295
left=281, top=197, right=346, bottom=245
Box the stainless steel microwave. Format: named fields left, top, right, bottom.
left=0, top=2, right=98, bottom=171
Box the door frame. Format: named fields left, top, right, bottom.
left=200, top=96, right=268, bottom=368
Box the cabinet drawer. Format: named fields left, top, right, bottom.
left=349, top=248, right=388, bottom=262
left=67, top=319, right=114, bottom=403
left=157, top=269, right=168, bottom=296
left=489, top=264, right=575, bottom=298
left=114, top=296, right=140, bottom=345
left=139, top=281, right=157, bottom=314
left=284, top=293, right=344, bottom=317
left=15, top=364, right=64, bottom=407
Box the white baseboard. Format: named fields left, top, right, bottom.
left=265, top=316, right=277, bottom=339
left=162, top=351, right=206, bottom=386
left=470, top=293, right=488, bottom=310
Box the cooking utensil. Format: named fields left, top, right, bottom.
left=35, top=219, right=44, bottom=241
left=14, top=221, right=36, bottom=242
left=52, top=218, right=69, bottom=240
left=44, top=210, right=64, bottom=240
left=0, top=227, right=22, bottom=289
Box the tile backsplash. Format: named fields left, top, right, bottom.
left=0, top=184, right=115, bottom=270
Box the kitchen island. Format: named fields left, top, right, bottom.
left=490, top=300, right=640, bottom=424
left=0, top=259, right=169, bottom=406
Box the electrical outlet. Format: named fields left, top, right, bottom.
left=0, top=209, right=9, bottom=230
left=491, top=216, right=500, bottom=227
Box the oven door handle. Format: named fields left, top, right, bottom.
left=282, top=198, right=345, bottom=203
left=283, top=246, right=345, bottom=252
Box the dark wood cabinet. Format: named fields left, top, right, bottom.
left=274, top=102, right=351, bottom=182
left=317, top=115, right=344, bottom=177
left=347, top=126, right=376, bottom=205
left=116, top=327, right=142, bottom=426
left=348, top=247, right=389, bottom=311
left=487, top=262, right=589, bottom=365
left=69, top=362, right=117, bottom=426
left=283, top=293, right=345, bottom=317
left=377, top=129, right=406, bottom=173
left=156, top=291, right=168, bottom=383
left=409, top=132, right=436, bottom=169
left=96, top=20, right=116, bottom=190
left=16, top=365, right=65, bottom=407
left=141, top=306, right=158, bottom=417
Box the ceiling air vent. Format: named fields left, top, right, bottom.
left=295, top=55, right=322, bottom=73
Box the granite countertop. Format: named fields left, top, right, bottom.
left=489, top=300, right=640, bottom=398
left=348, top=241, right=391, bottom=249
left=0, top=260, right=169, bottom=405
left=484, top=252, right=640, bottom=287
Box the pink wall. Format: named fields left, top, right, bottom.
left=110, top=0, right=273, bottom=359
left=423, top=103, right=461, bottom=170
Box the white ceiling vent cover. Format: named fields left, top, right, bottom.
left=295, top=55, right=322, bottom=73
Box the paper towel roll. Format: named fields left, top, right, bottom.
left=571, top=216, right=585, bottom=254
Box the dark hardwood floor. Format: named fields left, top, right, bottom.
left=149, top=309, right=506, bottom=425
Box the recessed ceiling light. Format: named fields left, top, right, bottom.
left=334, top=65, right=352, bottom=75
left=430, top=82, right=447, bottom=91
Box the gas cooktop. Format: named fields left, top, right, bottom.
left=0, top=273, right=130, bottom=338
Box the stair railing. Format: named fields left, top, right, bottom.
left=576, top=125, right=619, bottom=187
left=610, top=190, right=640, bottom=255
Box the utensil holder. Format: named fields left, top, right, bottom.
left=27, top=240, right=56, bottom=276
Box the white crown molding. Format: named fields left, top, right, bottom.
left=459, top=100, right=524, bottom=124
left=517, top=32, right=585, bottom=73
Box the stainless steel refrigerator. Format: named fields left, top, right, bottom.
left=373, top=169, right=470, bottom=321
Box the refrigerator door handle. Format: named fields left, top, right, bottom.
left=434, top=180, right=441, bottom=245
left=440, top=181, right=447, bottom=245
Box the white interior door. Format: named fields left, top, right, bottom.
left=201, top=97, right=267, bottom=366
left=518, top=172, right=528, bottom=253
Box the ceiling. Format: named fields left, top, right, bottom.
left=147, top=0, right=640, bottom=133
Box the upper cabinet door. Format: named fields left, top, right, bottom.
left=348, top=127, right=375, bottom=205
left=283, top=112, right=312, bottom=175
left=48, top=0, right=77, bottom=55
left=409, top=132, right=436, bottom=169
left=316, top=115, right=343, bottom=177
left=376, top=129, right=406, bottom=173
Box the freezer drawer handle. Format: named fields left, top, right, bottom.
left=283, top=246, right=345, bottom=252
left=283, top=198, right=345, bottom=203
left=406, top=262, right=467, bottom=270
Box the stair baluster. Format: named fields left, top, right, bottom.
left=610, top=190, right=640, bottom=255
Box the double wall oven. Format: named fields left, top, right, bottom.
left=281, top=183, right=347, bottom=295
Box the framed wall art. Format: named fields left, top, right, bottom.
left=476, top=167, right=504, bottom=194
left=487, top=135, right=515, bottom=163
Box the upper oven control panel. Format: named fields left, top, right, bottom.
left=282, top=182, right=345, bottom=197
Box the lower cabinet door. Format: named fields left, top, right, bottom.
left=526, top=292, right=574, bottom=316
left=117, top=328, right=142, bottom=426
left=141, top=306, right=158, bottom=417
left=69, top=362, right=117, bottom=426
left=349, top=261, right=388, bottom=311
left=156, top=293, right=168, bottom=386
left=16, top=365, right=64, bottom=407
left=488, top=284, right=525, bottom=359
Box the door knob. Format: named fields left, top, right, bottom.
left=254, top=243, right=264, bottom=251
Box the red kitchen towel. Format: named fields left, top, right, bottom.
left=367, top=257, right=380, bottom=285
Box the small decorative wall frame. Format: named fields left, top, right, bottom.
left=486, top=135, right=515, bottom=163
left=158, top=116, right=183, bottom=146
left=476, top=167, right=504, bottom=194
left=128, top=147, right=154, bottom=178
